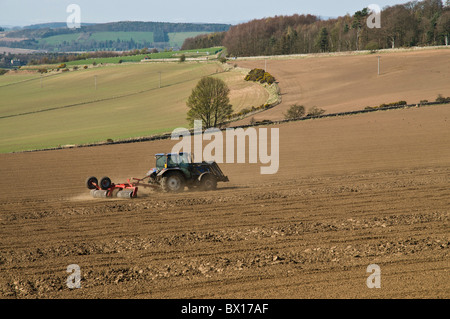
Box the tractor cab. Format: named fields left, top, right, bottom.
left=155, top=152, right=192, bottom=170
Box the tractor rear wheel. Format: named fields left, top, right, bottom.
left=160, top=172, right=185, bottom=193
left=201, top=174, right=217, bottom=191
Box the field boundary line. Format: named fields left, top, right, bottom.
left=0, top=72, right=60, bottom=89
left=228, top=101, right=450, bottom=129
left=12, top=101, right=449, bottom=154
left=230, top=45, right=450, bottom=62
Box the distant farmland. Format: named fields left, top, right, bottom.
left=2, top=21, right=231, bottom=52
left=233, top=47, right=450, bottom=122
left=62, top=47, right=224, bottom=66
left=38, top=31, right=211, bottom=50
left=0, top=62, right=268, bottom=153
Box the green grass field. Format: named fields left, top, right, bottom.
left=61, top=47, right=224, bottom=66
left=88, top=31, right=154, bottom=42
left=38, top=33, right=81, bottom=45
left=39, top=31, right=212, bottom=49
left=0, top=61, right=268, bottom=153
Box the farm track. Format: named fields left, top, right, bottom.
left=0, top=101, right=449, bottom=299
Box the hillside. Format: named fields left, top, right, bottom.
left=0, top=62, right=268, bottom=153
left=1, top=21, right=231, bottom=52
left=232, top=47, right=450, bottom=122
left=2, top=47, right=448, bottom=152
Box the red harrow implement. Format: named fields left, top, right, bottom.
left=86, top=176, right=139, bottom=199
left=86, top=176, right=158, bottom=199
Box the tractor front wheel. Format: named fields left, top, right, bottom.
left=160, top=172, right=185, bottom=193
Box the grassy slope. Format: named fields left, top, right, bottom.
left=0, top=73, right=38, bottom=86
left=62, top=47, right=223, bottom=66
left=0, top=62, right=268, bottom=153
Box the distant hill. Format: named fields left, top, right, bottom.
left=1, top=21, right=231, bottom=52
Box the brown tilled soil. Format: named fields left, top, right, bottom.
left=0, top=105, right=449, bottom=299
left=233, top=48, right=450, bottom=123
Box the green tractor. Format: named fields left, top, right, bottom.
left=144, top=153, right=229, bottom=193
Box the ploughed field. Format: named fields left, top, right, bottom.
left=0, top=105, right=449, bottom=298
left=233, top=48, right=450, bottom=122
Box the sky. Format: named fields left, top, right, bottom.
left=1, top=0, right=412, bottom=27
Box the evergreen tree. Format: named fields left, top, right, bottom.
left=317, top=27, right=329, bottom=52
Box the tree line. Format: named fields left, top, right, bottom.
left=181, top=32, right=226, bottom=50
left=182, top=0, right=450, bottom=56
